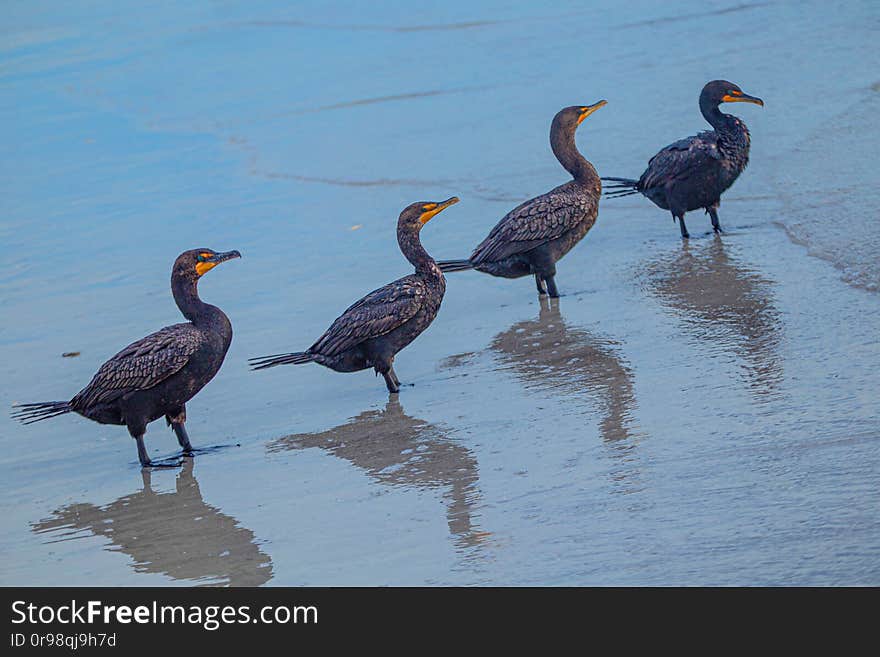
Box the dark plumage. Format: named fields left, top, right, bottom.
left=12, top=248, right=241, bottom=468
left=437, top=101, right=606, bottom=298
left=249, top=198, right=459, bottom=393
left=603, top=80, right=763, bottom=238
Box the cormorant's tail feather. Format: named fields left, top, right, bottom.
left=601, top=177, right=640, bottom=198
left=437, top=259, right=474, bottom=273
left=604, top=189, right=640, bottom=198
left=249, top=352, right=315, bottom=370
left=11, top=401, right=72, bottom=425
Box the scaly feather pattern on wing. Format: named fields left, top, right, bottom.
left=471, top=183, right=596, bottom=264
left=71, top=324, right=202, bottom=409
left=310, top=275, right=427, bottom=357
left=639, top=131, right=722, bottom=191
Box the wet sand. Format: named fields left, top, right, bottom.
left=1, top=0, right=878, bottom=585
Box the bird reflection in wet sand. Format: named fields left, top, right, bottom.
left=644, top=235, right=783, bottom=396
left=268, top=398, right=488, bottom=549
left=490, top=296, right=638, bottom=444
left=32, top=458, right=273, bottom=586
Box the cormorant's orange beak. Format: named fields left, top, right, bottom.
left=419, top=197, right=459, bottom=224
left=577, top=99, right=607, bottom=125
left=195, top=250, right=241, bottom=277
left=721, top=90, right=764, bottom=106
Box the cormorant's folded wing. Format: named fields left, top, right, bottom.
left=639, top=131, right=722, bottom=190
left=311, top=276, right=427, bottom=357
left=71, top=324, right=200, bottom=409
left=471, top=189, right=595, bottom=263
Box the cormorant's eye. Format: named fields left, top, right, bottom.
left=729, top=90, right=742, bottom=97
left=197, top=253, right=211, bottom=262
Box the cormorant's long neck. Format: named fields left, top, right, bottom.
left=550, top=120, right=598, bottom=184
left=398, top=225, right=436, bottom=275
left=700, top=100, right=736, bottom=133
left=172, top=274, right=222, bottom=327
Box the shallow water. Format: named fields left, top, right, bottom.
left=1, top=0, right=878, bottom=585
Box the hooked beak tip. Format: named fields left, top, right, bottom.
left=215, top=250, right=241, bottom=263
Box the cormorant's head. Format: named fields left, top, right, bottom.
left=553, top=100, right=607, bottom=134
left=174, top=248, right=242, bottom=280
left=399, top=197, right=460, bottom=230
left=703, top=80, right=764, bottom=108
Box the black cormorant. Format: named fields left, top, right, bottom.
left=12, top=248, right=241, bottom=468
left=437, top=101, right=606, bottom=297
left=603, top=80, right=763, bottom=238
left=249, top=198, right=459, bottom=393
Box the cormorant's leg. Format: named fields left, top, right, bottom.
left=172, top=423, right=194, bottom=455
left=675, top=213, right=690, bottom=239
left=707, top=205, right=722, bottom=234
left=166, top=407, right=193, bottom=455
left=134, top=434, right=180, bottom=469
left=531, top=251, right=557, bottom=297
left=136, top=435, right=151, bottom=468
left=388, top=365, right=401, bottom=388
left=535, top=274, right=547, bottom=295
left=382, top=370, right=400, bottom=394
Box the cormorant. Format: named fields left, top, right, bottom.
left=12, top=248, right=241, bottom=468
left=249, top=198, right=459, bottom=393
left=602, top=80, right=763, bottom=238
left=437, top=101, right=606, bottom=297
